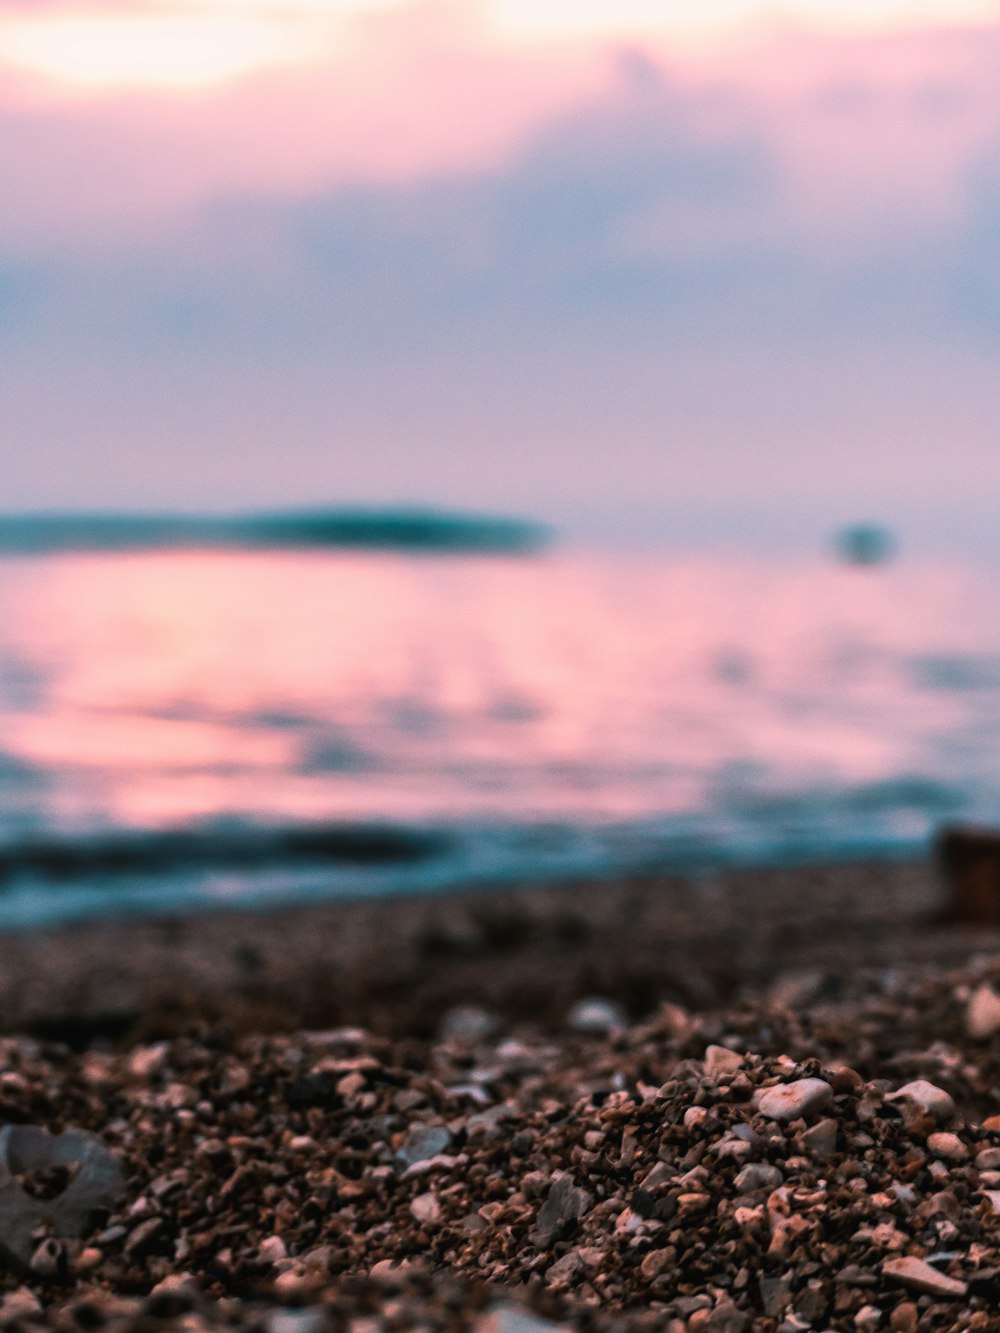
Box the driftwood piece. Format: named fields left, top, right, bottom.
left=936, top=826, right=1000, bottom=924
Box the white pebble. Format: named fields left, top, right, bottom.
left=886, top=1080, right=955, bottom=1124
left=757, top=1078, right=833, bottom=1124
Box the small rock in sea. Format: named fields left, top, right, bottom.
left=966, top=984, right=1000, bottom=1039
left=980, top=1190, right=1000, bottom=1214
left=396, top=1125, right=452, bottom=1168
left=567, top=997, right=627, bottom=1035
left=438, top=1006, right=499, bottom=1043
left=927, top=1131, right=967, bottom=1163
left=704, top=1045, right=744, bottom=1076
left=530, top=1173, right=591, bottom=1246
left=882, top=1256, right=968, bottom=1299
left=886, top=1080, right=956, bottom=1124
left=757, top=1078, right=833, bottom=1123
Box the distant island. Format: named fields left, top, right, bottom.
left=0, top=509, right=552, bottom=556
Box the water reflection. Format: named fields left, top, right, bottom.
left=0, top=548, right=997, bottom=872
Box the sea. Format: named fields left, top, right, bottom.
left=1, top=522, right=998, bottom=928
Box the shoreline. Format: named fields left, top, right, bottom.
left=0, top=852, right=984, bottom=1044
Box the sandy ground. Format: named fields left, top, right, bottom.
left=0, top=853, right=988, bottom=1044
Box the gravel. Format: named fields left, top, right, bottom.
left=0, top=945, right=995, bottom=1329
left=0, top=858, right=995, bottom=1328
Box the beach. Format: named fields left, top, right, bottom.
left=3, top=856, right=1000, bottom=1329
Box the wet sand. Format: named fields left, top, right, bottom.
left=2, top=855, right=1000, bottom=1329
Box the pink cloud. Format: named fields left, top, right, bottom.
left=1, top=11, right=999, bottom=262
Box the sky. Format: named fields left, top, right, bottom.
left=3, top=0, right=1000, bottom=548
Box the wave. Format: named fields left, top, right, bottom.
left=0, top=509, right=551, bottom=556
left=0, top=820, right=452, bottom=885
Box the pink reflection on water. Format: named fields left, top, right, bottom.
left=0, top=549, right=997, bottom=838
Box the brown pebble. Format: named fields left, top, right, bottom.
left=889, top=1301, right=919, bottom=1332
left=882, top=1256, right=968, bottom=1299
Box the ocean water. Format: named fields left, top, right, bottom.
left=0, top=543, right=998, bottom=927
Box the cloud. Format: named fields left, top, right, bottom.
left=2, top=19, right=1000, bottom=536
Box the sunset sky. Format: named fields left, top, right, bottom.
left=4, top=0, right=1000, bottom=548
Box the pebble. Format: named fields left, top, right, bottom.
left=567, top=998, right=627, bottom=1034
left=395, top=1124, right=452, bottom=1167
left=0, top=1289, right=41, bottom=1319
left=733, top=1162, right=783, bottom=1193
left=530, top=1173, right=591, bottom=1246
left=410, top=1191, right=442, bottom=1225
left=966, top=983, right=1000, bottom=1038
left=3, top=943, right=1000, bottom=1331
left=478, top=1307, right=571, bottom=1333
left=801, top=1117, right=838, bottom=1162
left=267, top=1311, right=327, bottom=1333
left=704, top=1045, right=744, bottom=1075
left=757, top=1077, right=833, bottom=1123
left=927, top=1130, right=967, bottom=1162
left=438, top=1006, right=499, bottom=1043
left=886, top=1080, right=956, bottom=1123
left=882, top=1255, right=969, bottom=1298
left=854, top=1306, right=882, bottom=1332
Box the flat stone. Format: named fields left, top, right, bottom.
left=967, top=984, right=1000, bottom=1039
left=268, top=1313, right=327, bottom=1333
left=802, top=1118, right=838, bottom=1163
left=530, top=1173, right=591, bottom=1247
left=882, top=1256, right=968, bottom=1299
left=0, top=1125, right=126, bottom=1270
left=704, top=1301, right=750, bottom=1332
left=758, top=1275, right=792, bottom=1318
left=704, top=1045, right=744, bottom=1076
left=886, top=1080, right=955, bottom=1124
left=757, top=1078, right=833, bottom=1123
left=734, top=1163, right=783, bottom=1193
left=395, top=1125, right=453, bottom=1168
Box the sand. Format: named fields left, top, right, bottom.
left=0, top=855, right=979, bottom=1045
